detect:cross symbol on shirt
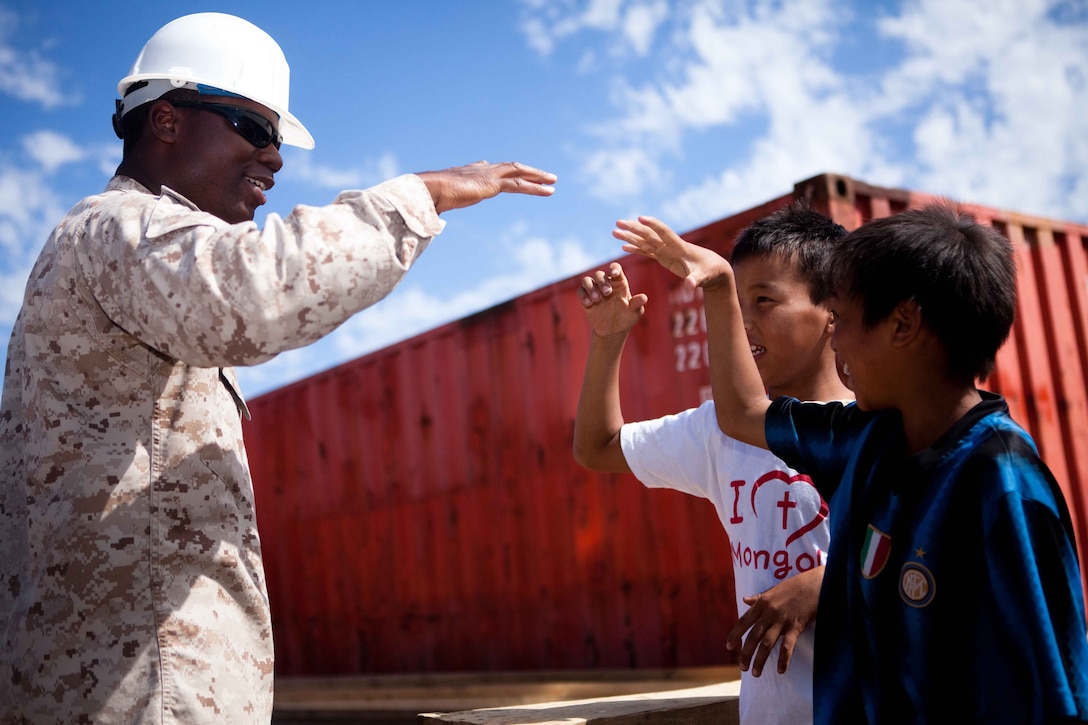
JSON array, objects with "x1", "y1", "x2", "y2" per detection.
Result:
[{"x1": 778, "y1": 491, "x2": 797, "y2": 529}]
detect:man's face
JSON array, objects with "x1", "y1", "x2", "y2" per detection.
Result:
[
  {"x1": 733, "y1": 253, "x2": 834, "y2": 400},
  {"x1": 170, "y1": 95, "x2": 283, "y2": 224}
]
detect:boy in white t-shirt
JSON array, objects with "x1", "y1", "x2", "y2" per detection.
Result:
[{"x1": 573, "y1": 204, "x2": 852, "y2": 725}]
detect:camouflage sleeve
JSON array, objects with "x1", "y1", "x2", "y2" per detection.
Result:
[{"x1": 79, "y1": 174, "x2": 445, "y2": 368}]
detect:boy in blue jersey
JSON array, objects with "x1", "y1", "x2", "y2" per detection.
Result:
[{"x1": 614, "y1": 204, "x2": 1088, "y2": 723}]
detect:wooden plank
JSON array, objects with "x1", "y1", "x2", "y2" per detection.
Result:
[
  {"x1": 274, "y1": 668, "x2": 740, "y2": 724},
  {"x1": 419, "y1": 681, "x2": 740, "y2": 725}
]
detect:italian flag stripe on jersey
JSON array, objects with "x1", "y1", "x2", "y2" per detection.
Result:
[{"x1": 861, "y1": 524, "x2": 891, "y2": 578}]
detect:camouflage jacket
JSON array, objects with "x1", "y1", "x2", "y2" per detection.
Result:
[{"x1": 0, "y1": 174, "x2": 444, "y2": 723}]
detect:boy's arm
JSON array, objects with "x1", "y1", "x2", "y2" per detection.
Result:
[
  {"x1": 572, "y1": 262, "x2": 648, "y2": 473},
  {"x1": 614, "y1": 216, "x2": 771, "y2": 449}
]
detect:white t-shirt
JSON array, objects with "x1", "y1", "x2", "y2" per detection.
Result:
[{"x1": 621, "y1": 399, "x2": 830, "y2": 725}]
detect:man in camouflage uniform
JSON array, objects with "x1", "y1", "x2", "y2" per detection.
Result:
[{"x1": 0, "y1": 12, "x2": 556, "y2": 724}]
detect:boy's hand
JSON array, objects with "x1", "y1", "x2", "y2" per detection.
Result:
[
  {"x1": 577, "y1": 262, "x2": 648, "y2": 338},
  {"x1": 725, "y1": 566, "x2": 823, "y2": 677},
  {"x1": 613, "y1": 216, "x2": 732, "y2": 291}
]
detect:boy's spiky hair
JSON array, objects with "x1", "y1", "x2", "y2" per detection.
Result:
[
  {"x1": 731, "y1": 201, "x2": 848, "y2": 305},
  {"x1": 830, "y1": 201, "x2": 1016, "y2": 382}
]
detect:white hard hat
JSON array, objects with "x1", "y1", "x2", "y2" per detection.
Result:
[{"x1": 116, "y1": 12, "x2": 313, "y2": 149}]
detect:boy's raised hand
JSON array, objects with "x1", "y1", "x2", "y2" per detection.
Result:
[
  {"x1": 578, "y1": 262, "x2": 648, "y2": 338},
  {"x1": 614, "y1": 216, "x2": 731, "y2": 291}
]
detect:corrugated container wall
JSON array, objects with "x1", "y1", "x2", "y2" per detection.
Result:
[{"x1": 244, "y1": 173, "x2": 1088, "y2": 678}]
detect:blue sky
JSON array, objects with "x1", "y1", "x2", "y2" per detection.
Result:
[{"x1": 1, "y1": 0, "x2": 1086, "y2": 397}]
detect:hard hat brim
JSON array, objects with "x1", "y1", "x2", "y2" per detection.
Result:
[
  {"x1": 117, "y1": 74, "x2": 315, "y2": 150},
  {"x1": 273, "y1": 107, "x2": 314, "y2": 150}
]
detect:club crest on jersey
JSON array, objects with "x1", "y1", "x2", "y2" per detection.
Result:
[
  {"x1": 860, "y1": 524, "x2": 891, "y2": 579},
  {"x1": 899, "y1": 561, "x2": 936, "y2": 607}
]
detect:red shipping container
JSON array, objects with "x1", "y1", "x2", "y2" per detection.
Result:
[{"x1": 245, "y1": 172, "x2": 1088, "y2": 678}]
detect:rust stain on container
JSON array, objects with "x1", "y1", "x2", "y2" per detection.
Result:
[{"x1": 245, "y1": 173, "x2": 1088, "y2": 678}]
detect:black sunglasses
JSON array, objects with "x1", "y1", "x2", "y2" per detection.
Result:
[{"x1": 172, "y1": 101, "x2": 283, "y2": 150}]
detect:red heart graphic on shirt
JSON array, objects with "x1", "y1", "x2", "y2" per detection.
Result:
[{"x1": 750, "y1": 470, "x2": 828, "y2": 546}]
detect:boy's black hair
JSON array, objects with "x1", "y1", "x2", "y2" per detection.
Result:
[
  {"x1": 731, "y1": 201, "x2": 847, "y2": 305},
  {"x1": 830, "y1": 202, "x2": 1016, "y2": 382}
]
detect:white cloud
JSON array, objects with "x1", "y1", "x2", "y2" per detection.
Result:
[
  {"x1": 582, "y1": 0, "x2": 626, "y2": 30},
  {"x1": 520, "y1": 17, "x2": 555, "y2": 55},
  {"x1": 0, "y1": 6, "x2": 73, "y2": 108},
  {"x1": 22, "y1": 130, "x2": 85, "y2": 172},
  {"x1": 97, "y1": 144, "x2": 123, "y2": 178},
  {"x1": 870, "y1": 0, "x2": 1070, "y2": 113},
  {"x1": 876, "y1": 0, "x2": 1029, "y2": 84},
  {"x1": 0, "y1": 164, "x2": 69, "y2": 334},
  {"x1": 870, "y1": 0, "x2": 1088, "y2": 219},
  {"x1": 0, "y1": 165, "x2": 66, "y2": 249},
  {"x1": 520, "y1": 0, "x2": 671, "y2": 59},
  {"x1": 581, "y1": 146, "x2": 665, "y2": 199},
  {"x1": 594, "y1": 80, "x2": 686, "y2": 146},
  {"x1": 681, "y1": 0, "x2": 842, "y2": 123},
  {"x1": 0, "y1": 131, "x2": 121, "y2": 351},
  {"x1": 662, "y1": 90, "x2": 896, "y2": 226},
  {"x1": 572, "y1": 0, "x2": 848, "y2": 214},
  {"x1": 622, "y1": 1, "x2": 670, "y2": 55}
]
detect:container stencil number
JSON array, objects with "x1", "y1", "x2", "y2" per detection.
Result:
[
  {"x1": 671, "y1": 308, "x2": 705, "y2": 338},
  {"x1": 671, "y1": 305, "x2": 707, "y2": 372},
  {"x1": 674, "y1": 341, "x2": 709, "y2": 372}
]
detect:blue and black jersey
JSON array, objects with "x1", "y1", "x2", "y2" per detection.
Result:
[{"x1": 767, "y1": 391, "x2": 1088, "y2": 723}]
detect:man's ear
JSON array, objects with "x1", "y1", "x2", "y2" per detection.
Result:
[
  {"x1": 890, "y1": 298, "x2": 923, "y2": 347},
  {"x1": 147, "y1": 100, "x2": 180, "y2": 143}
]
